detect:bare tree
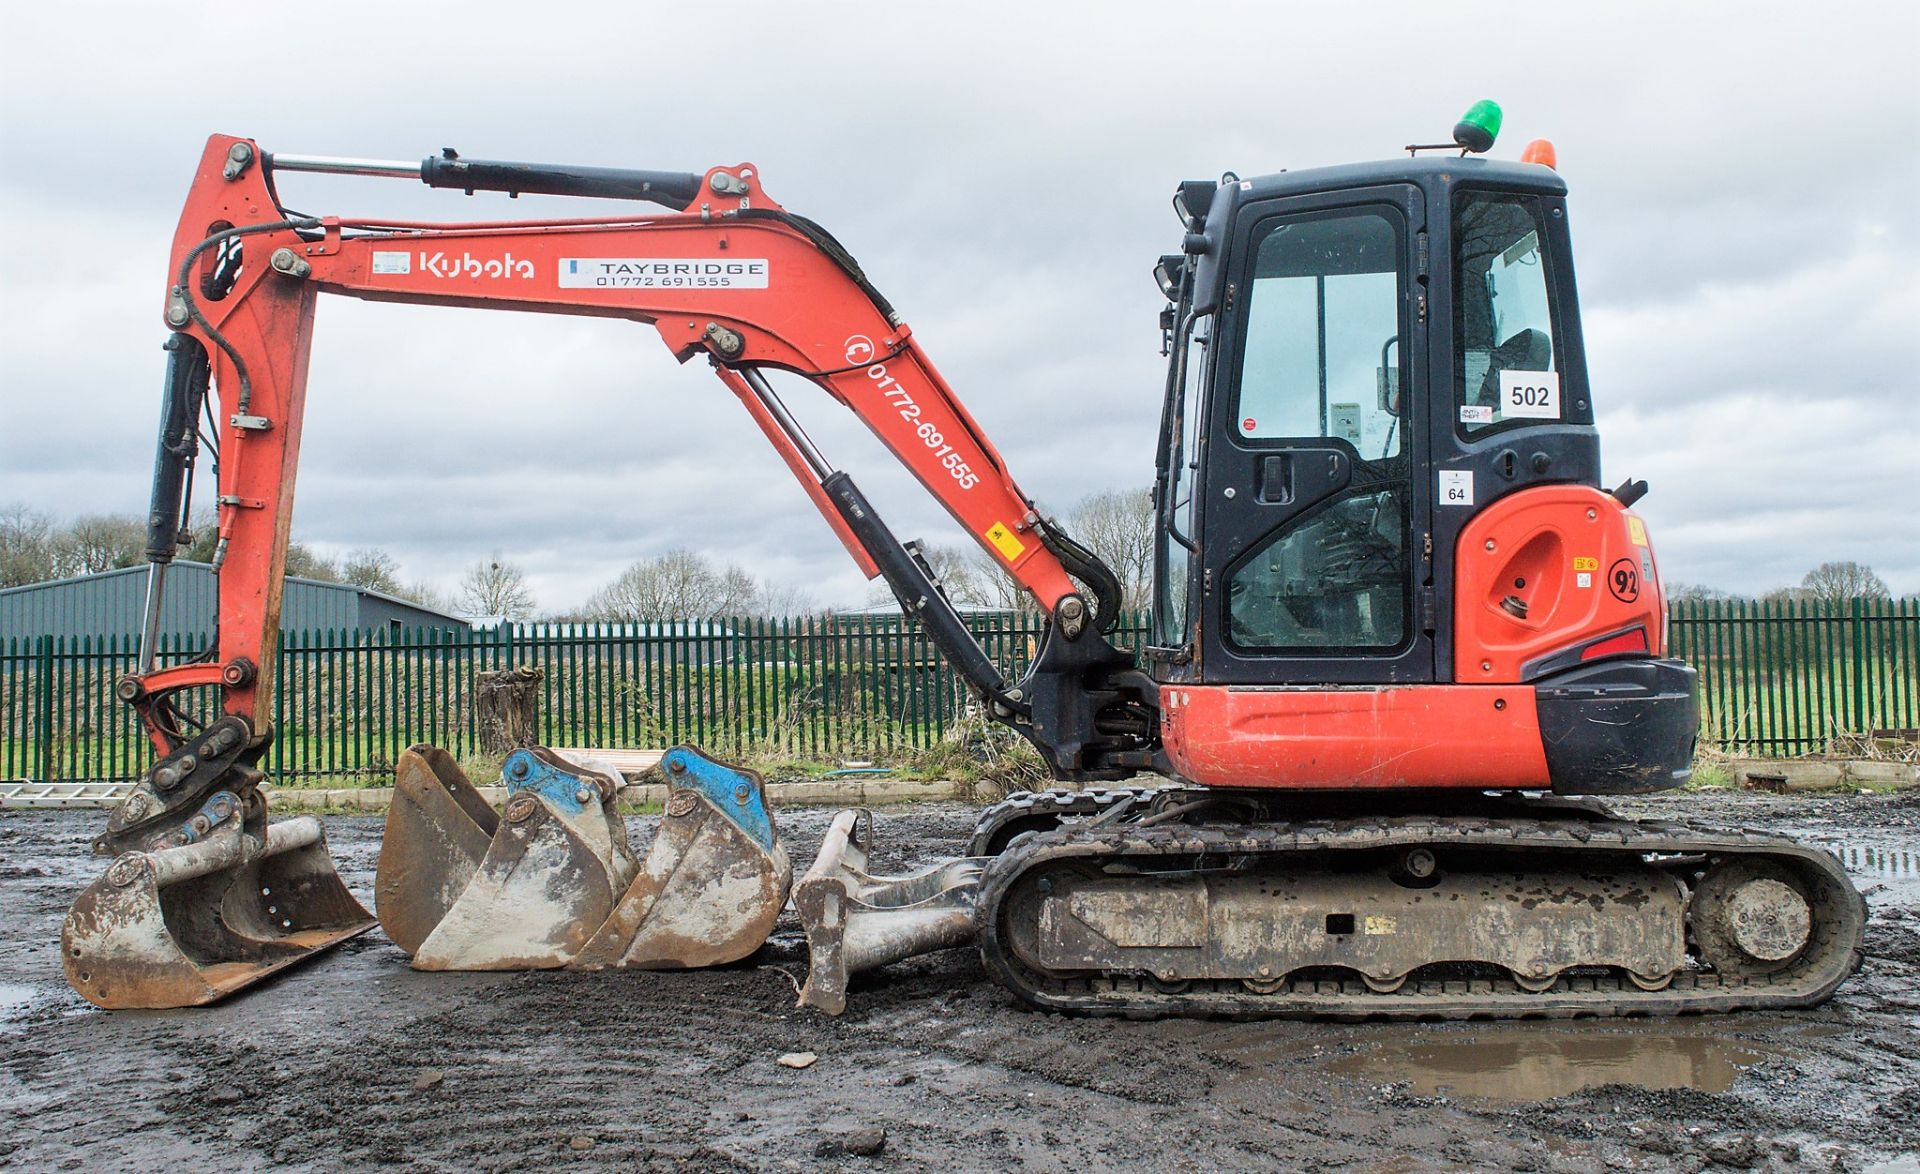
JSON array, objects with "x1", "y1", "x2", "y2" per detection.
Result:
[
  {"x1": 402, "y1": 581, "x2": 461, "y2": 615},
  {"x1": 339, "y1": 548, "x2": 403, "y2": 595},
  {"x1": 750, "y1": 581, "x2": 819, "y2": 617},
  {"x1": 283, "y1": 543, "x2": 340, "y2": 582},
  {"x1": 1799, "y1": 561, "x2": 1891, "y2": 606},
  {"x1": 53, "y1": 513, "x2": 146, "y2": 576},
  {"x1": 948, "y1": 489, "x2": 1156, "y2": 617},
  {"x1": 960, "y1": 548, "x2": 1042, "y2": 613},
  {"x1": 459, "y1": 557, "x2": 537, "y2": 619},
  {"x1": 715, "y1": 564, "x2": 759, "y2": 617},
  {"x1": 863, "y1": 543, "x2": 1009, "y2": 611},
  {"x1": 584, "y1": 550, "x2": 760, "y2": 621},
  {"x1": 0, "y1": 504, "x2": 58, "y2": 587},
  {"x1": 1065, "y1": 488, "x2": 1155, "y2": 612},
  {"x1": 1663, "y1": 581, "x2": 1735, "y2": 603}
]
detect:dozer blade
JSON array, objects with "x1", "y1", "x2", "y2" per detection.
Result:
[
  {"x1": 570, "y1": 746, "x2": 792, "y2": 971},
  {"x1": 794, "y1": 808, "x2": 984, "y2": 1015},
  {"x1": 393, "y1": 747, "x2": 638, "y2": 970},
  {"x1": 64, "y1": 813, "x2": 374, "y2": 1009}
]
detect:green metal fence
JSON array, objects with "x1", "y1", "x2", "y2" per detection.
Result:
[
  {"x1": 0, "y1": 614, "x2": 1146, "y2": 782},
  {"x1": 1668, "y1": 598, "x2": 1919, "y2": 756},
  {"x1": 4, "y1": 602, "x2": 1916, "y2": 782}
]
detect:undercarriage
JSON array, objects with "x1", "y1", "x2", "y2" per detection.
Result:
[{"x1": 959, "y1": 788, "x2": 1866, "y2": 1019}]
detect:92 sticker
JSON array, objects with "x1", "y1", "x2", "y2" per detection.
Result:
[
  {"x1": 1498, "y1": 369, "x2": 1560, "y2": 419},
  {"x1": 1608, "y1": 558, "x2": 1641, "y2": 602}
]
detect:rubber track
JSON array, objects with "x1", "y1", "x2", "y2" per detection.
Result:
[
  {"x1": 967, "y1": 787, "x2": 1172, "y2": 857},
  {"x1": 975, "y1": 812, "x2": 1868, "y2": 1020}
]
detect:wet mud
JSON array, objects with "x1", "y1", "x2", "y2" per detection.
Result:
[{"x1": 3, "y1": 788, "x2": 1918, "y2": 1171}]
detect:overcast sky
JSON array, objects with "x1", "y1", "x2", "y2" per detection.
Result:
[{"x1": 2, "y1": 1, "x2": 1915, "y2": 613}]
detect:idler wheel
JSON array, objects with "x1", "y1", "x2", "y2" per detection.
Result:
[{"x1": 1693, "y1": 860, "x2": 1814, "y2": 976}]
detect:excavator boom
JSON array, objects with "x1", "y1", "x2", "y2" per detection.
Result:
[{"x1": 69, "y1": 134, "x2": 1153, "y2": 1009}]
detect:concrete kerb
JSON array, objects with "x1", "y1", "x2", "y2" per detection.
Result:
[
  {"x1": 1727, "y1": 758, "x2": 1919, "y2": 793},
  {"x1": 260, "y1": 776, "x2": 970, "y2": 813}
]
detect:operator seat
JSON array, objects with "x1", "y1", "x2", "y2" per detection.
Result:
[{"x1": 1475, "y1": 327, "x2": 1553, "y2": 406}]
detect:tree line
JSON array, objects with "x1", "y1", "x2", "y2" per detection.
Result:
[
  {"x1": 10, "y1": 496, "x2": 1898, "y2": 624},
  {"x1": 1666, "y1": 561, "x2": 1908, "y2": 606},
  {"x1": 1, "y1": 488, "x2": 1156, "y2": 624}
]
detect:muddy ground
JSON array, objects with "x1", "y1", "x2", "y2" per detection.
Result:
[{"x1": 3, "y1": 789, "x2": 1918, "y2": 1172}]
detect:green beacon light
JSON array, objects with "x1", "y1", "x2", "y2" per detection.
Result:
[{"x1": 1453, "y1": 100, "x2": 1503, "y2": 154}]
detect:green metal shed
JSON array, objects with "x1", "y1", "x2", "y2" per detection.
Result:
[{"x1": 0, "y1": 562, "x2": 469, "y2": 641}]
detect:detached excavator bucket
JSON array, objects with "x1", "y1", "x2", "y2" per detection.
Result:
[
  {"x1": 377, "y1": 744, "x2": 790, "y2": 971},
  {"x1": 378, "y1": 745, "x2": 637, "y2": 970},
  {"x1": 375, "y1": 745, "x2": 500, "y2": 956},
  {"x1": 64, "y1": 810, "x2": 374, "y2": 1009},
  {"x1": 794, "y1": 808, "x2": 984, "y2": 1015},
  {"x1": 570, "y1": 746, "x2": 792, "y2": 971}
]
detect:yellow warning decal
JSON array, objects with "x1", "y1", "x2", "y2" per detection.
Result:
[
  {"x1": 985, "y1": 521, "x2": 1027, "y2": 561},
  {"x1": 1363, "y1": 915, "x2": 1398, "y2": 936},
  {"x1": 1627, "y1": 517, "x2": 1649, "y2": 546},
  {"x1": 1572, "y1": 556, "x2": 1599, "y2": 572}
]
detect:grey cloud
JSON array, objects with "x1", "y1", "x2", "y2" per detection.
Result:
[{"x1": 3, "y1": 1, "x2": 1916, "y2": 610}]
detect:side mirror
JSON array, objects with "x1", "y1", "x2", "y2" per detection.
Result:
[{"x1": 1153, "y1": 254, "x2": 1185, "y2": 301}]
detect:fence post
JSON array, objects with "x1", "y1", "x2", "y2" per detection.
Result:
[
  {"x1": 35, "y1": 634, "x2": 55, "y2": 783},
  {"x1": 1850, "y1": 596, "x2": 1866, "y2": 740}
]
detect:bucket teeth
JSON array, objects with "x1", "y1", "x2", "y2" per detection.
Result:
[
  {"x1": 377, "y1": 744, "x2": 790, "y2": 973},
  {"x1": 794, "y1": 808, "x2": 985, "y2": 1015}
]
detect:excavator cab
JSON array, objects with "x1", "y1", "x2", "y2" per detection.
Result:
[{"x1": 1147, "y1": 149, "x2": 1698, "y2": 794}]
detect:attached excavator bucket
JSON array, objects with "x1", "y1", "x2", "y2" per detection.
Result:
[
  {"x1": 376, "y1": 744, "x2": 790, "y2": 972},
  {"x1": 794, "y1": 808, "x2": 985, "y2": 1015},
  {"x1": 64, "y1": 811, "x2": 374, "y2": 1009}
]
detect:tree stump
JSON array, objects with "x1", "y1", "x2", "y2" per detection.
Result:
[{"x1": 477, "y1": 666, "x2": 543, "y2": 754}]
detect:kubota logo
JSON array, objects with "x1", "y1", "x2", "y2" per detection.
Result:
[
  {"x1": 419, "y1": 250, "x2": 535, "y2": 280},
  {"x1": 843, "y1": 334, "x2": 875, "y2": 365}
]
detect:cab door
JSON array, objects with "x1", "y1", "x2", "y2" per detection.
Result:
[{"x1": 1197, "y1": 185, "x2": 1432, "y2": 684}]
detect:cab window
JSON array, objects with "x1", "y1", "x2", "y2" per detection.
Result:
[
  {"x1": 1454, "y1": 192, "x2": 1560, "y2": 434},
  {"x1": 1236, "y1": 209, "x2": 1403, "y2": 461}
]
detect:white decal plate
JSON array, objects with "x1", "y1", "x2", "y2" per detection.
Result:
[
  {"x1": 1439, "y1": 469, "x2": 1474, "y2": 506},
  {"x1": 371, "y1": 251, "x2": 411, "y2": 275},
  {"x1": 1459, "y1": 404, "x2": 1494, "y2": 425},
  {"x1": 1330, "y1": 402, "x2": 1362, "y2": 445},
  {"x1": 1499, "y1": 369, "x2": 1560, "y2": 419},
  {"x1": 560, "y1": 258, "x2": 769, "y2": 289}
]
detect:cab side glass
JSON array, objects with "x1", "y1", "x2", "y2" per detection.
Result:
[
  {"x1": 1454, "y1": 193, "x2": 1560, "y2": 434},
  {"x1": 1237, "y1": 210, "x2": 1402, "y2": 461},
  {"x1": 1154, "y1": 312, "x2": 1211, "y2": 647}
]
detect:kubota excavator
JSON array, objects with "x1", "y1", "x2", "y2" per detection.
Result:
[{"x1": 65, "y1": 104, "x2": 1864, "y2": 1018}]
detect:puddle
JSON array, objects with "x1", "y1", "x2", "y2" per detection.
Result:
[
  {"x1": 1829, "y1": 844, "x2": 1919, "y2": 879},
  {"x1": 1326, "y1": 1029, "x2": 1773, "y2": 1102},
  {"x1": 1818, "y1": 840, "x2": 1920, "y2": 903},
  {"x1": 0, "y1": 980, "x2": 41, "y2": 1028}
]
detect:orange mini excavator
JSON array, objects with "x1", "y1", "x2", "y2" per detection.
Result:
[{"x1": 65, "y1": 104, "x2": 1863, "y2": 1017}]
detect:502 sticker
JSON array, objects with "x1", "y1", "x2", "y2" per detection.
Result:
[{"x1": 1497, "y1": 369, "x2": 1560, "y2": 420}]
